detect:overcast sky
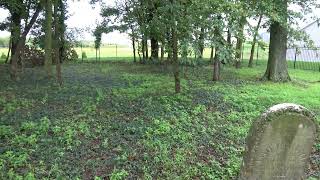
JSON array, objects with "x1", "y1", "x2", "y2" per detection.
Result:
[{"x1": 0, "y1": 0, "x2": 319, "y2": 46}]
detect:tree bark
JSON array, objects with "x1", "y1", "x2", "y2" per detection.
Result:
[
  {"x1": 145, "y1": 38, "x2": 149, "y2": 60},
  {"x1": 141, "y1": 38, "x2": 146, "y2": 63},
  {"x1": 210, "y1": 46, "x2": 214, "y2": 63},
  {"x1": 213, "y1": 48, "x2": 220, "y2": 81},
  {"x1": 54, "y1": 0, "x2": 62, "y2": 86},
  {"x1": 150, "y1": 37, "x2": 159, "y2": 61},
  {"x1": 262, "y1": 0, "x2": 290, "y2": 82},
  {"x1": 58, "y1": 0, "x2": 65, "y2": 63},
  {"x1": 262, "y1": 21, "x2": 290, "y2": 81},
  {"x1": 171, "y1": 0, "x2": 180, "y2": 93},
  {"x1": 235, "y1": 16, "x2": 246, "y2": 69},
  {"x1": 227, "y1": 28, "x2": 232, "y2": 47},
  {"x1": 198, "y1": 27, "x2": 205, "y2": 59},
  {"x1": 172, "y1": 26, "x2": 180, "y2": 93},
  {"x1": 10, "y1": 3, "x2": 42, "y2": 80},
  {"x1": 10, "y1": 11, "x2": 22, "y2": 63},
  {"x1": 160, "y1": 43, "x2": 164, "y2": 62},
  {"x1": 248, "y1": 15, "x2": 262, "y2": 68},
  {"x1": 131, "y1": 30, "x2": 136, "y2": 63},
  {"x1": 45, "y1": 0, "x2": 53, "y2": 79},
  {"x1": 5, "y1": 37, "x2": 11, "y2": 63}
]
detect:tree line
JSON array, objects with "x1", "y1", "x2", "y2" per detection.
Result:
[
  {"x1": 92, "y1": 0, "x2": 318, "y2": 92},
  {"x1": 1, "y1": 0, "x2": 318, "y2": 93}
]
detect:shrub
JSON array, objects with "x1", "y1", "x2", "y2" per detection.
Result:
[
  {"x1": 0, "y1": 53, "x2": 6, "y2": 60},
  {"x1": 82, "y1": 52, "x2": 87, "y2": 59}
]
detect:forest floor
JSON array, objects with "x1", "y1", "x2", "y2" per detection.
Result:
[{"x1": 0, "y1": 61, "x2": 319, "y2": 179}]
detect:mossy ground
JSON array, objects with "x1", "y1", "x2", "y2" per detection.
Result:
[{"x1": 0, "y1": 61, "x2": 319, "y2": 179}]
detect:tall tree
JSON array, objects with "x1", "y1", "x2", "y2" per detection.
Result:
[
  {"x1": 9, "y1": 2, "x2": 42, "y2": 80},
  {"x1": 262, "y1": 2, "x2": 290, "y2": 81},
  {"x1": 248, "y1": 15, "x2": 262, "y2": 68},
  {"x1": 54, "y1": 0, "x2": 62, "y2": 85},
  {"x1": 44, "y1": 0, "x2": 53, "y2": 78}
]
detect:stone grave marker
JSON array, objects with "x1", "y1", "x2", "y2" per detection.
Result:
[{"x1": 239, "y1": 103, "x2": 318, "y2": 180}]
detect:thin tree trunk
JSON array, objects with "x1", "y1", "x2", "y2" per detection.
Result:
[
  {"x1": 10, "y1": 3, "x2": 41, "y2": 80},
  {"x1": 95, "y1": 48, "x2": 98, "y2": 62},
  {"x1": 235, "y1": 16, "x2": 246, "y2": 69},
  {"x1": 160, "y1": 43, "x2": 164, "y2": 62},
  {"x1": 171, "y1": 8, "x2": 180, "y2": 93},
  {"x1": 45, "y1": 0, "x2": 53, "y2": 79},
  {"x1": 59, "y1": 0, "x2": 65, "y2": 63},
  {"x1": 54, "y1": 0, "x2": 62, "y2": 86},
  {"x1": 137, "y1": 40, "x2": 142, "y2": 63},
  {"x1": 5, "y1": 37, "x2": 12, "y2": 63},
  {"x1": 145, "y1": 39, "x2": 149, "y2": 60},
  {"x1": 132, "y1": 33, "x2": 136, "y2": 63},
  {"x1": 210, "y1": 46, "x2": 214, "y2": 63},
  {"x1": 151, "y1": 37, "x2": 159, "y2": 61},
  {"x1": 199, "y1": 27, "x2": 205, "y2": 59},
  {"x1": 248, "y1": 15, "x2": 262, "y2": 68},
  {"x1": 213, "y1": 48, "x2": 220, "y2": 81},
  {"x1": 142, "y1": 38, "x2": 146, "y2": 63},
  {"x1": 227, "y1": 28, "x2": 232, "y2": 47},
  {"x1": 213, "y1": 32, "x2": 220, "y2": 81}
]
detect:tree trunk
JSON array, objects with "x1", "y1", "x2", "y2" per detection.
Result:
[
  {"x1": 54, "y1": 0, "x2": 62, "y2": 86},
  {"x1": 210, "y1": 46, "x2": 214, "y2": 63},
  {"x1": 227, "y1": 28, "x2": 232, "y2": 47},
  {"x1": 248, "y1": 15, "x2": 262, "y2": 68},
  {"x1": 10, "y1": 3, "x2": 41, "y2": 80},
  {"x1": 5, "y1": 37, "x2": 12, "y2": 63},
  {"x1": 58, "y1": 0, "x2": 66, "y2": 63},
  {"x1": 151, "y1": 37, "x2": 159, "y2": 61},
  {"x1": 198, "y1": 27, "x2": 205, "y2": 59},
  {"x1": 160, "y1": 43, "x2": 164, "y2": 62},
  {"x1": 235, "y1": 16, "x2": 246, "y2": 69},
  {"x1": 131, "y1": 32, "x2": 136, "y2": 63},
  {"x1": 262, "y1": 22, "x2": 290, "y2": 81},
  {"x1": 262, "y1": 0, "x2": 290, "y2": 82},
  {"x1": 137, "y1": 40, "x2": 142, "y2": 63},
  {"x1": 10, "y1": 11, "x2": 22, "y2": 64},
  {"x1": 213, "y1": 48, "x2": 220, "y2": 81},
  {"x1": 172, "y1": 26, "x2": 180, "y2": 93},
  {"x1": 142, "y1": 38, "x2": 146, "y2": 63},
  {"x1": 45, "y1": 0, "x2": 53, "y2": 79},
  {"x1": 145, "y1": 39, "x2": 149, "y2": 60}
]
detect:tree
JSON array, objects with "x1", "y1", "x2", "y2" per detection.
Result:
[
  {"x1": 44, "y1": 0, "x2": 53, "y2": 79},
  {"x1": 9, "y1": 2, "x2": 42, "y2": 80},
  {"x1": 263, "y1": 13, "x2": 290, "y2": 81},
  {"x1": 260, "y1": 0, "x2": 318, "y2": 81},
  {"x1": 248, "y1": 15, "x2": 262, "y2": 68},
  {"x1": 53, "y1": 0, "x2": 63, "y2": 86}
]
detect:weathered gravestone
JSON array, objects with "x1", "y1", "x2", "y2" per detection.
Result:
[{"x1": 239, "y1": 103, "x2": 318, "y2": 180}]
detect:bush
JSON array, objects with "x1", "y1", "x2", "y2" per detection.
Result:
[
  {"x1": 65, "y1": 49, "x2": 78, "y2": 61},
  {"x1": 82, "y1": 52, "x2": 87, "y2": 59},
  {"x1": 0, "y1": 53, "x2": 6, "y2": 60},
  {"x1": 22, "y1": 45, "x2": 45, "y2": 67}
]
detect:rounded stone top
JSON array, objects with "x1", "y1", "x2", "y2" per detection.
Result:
[{"x1": 262, "y1": 103, "x2": 317, "y2": 121}]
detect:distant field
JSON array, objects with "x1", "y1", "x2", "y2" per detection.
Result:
[
  {"x1": 0, "y1": 48, "x2": 7, "y2": 62},
  {"x1": 0, "y1": 43, "x2": 268, "y2": 60},
  {"x1": 75, "y1": 45, "x2": 217, "y2": 60}
]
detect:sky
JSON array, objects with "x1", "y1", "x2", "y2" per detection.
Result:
[
  {"x1": 0, "y1": 0, "x2": 131, "y2": 45},
  {"x1": 0, "y1": 0, "x2": 319, "y2": 46}
]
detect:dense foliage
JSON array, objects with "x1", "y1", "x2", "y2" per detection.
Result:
[{"x1": 0, "y1": 62, "x2": 319, "y2": 179}]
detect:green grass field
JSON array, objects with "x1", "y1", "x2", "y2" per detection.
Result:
[
  {"x1": 0, "y1": 44, "x2": 270, "y2": 63},
  {"x1": 0, "y1": 61, "x2": 319, "y2": 179}
]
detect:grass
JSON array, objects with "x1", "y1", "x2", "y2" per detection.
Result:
[{"x1": 0, "y1": 61, "x2": 319, "y2": 179}]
